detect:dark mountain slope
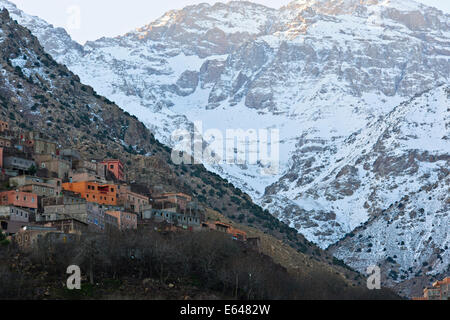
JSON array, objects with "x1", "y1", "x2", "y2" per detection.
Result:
[
  {"x1": 0, "y1": 7, "x2": 312, "y2": 257},
  {"x1": 0, "y1": 8, "x2": 400, "y2": 297}
]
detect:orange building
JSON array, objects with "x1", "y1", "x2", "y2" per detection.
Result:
[
  {"x1": 154, "y1": 192, "x2": 192, "y2": 211},
  {"x1": 101, "y1": 159, "x2": 124, "y2": 181},
  {"x1": 105, "y1": 211, "x2": 137, "y2": 231},
  {"x1": 0, "y1": 190, "x2": 38, "y2": 211},
  {"x1": 117, "y1": 184, "x2": 149, "y2": 214},
  {"x1": 204, "y1": 221, "x2": 247, "y2": 241},
  {"x1": 62, "y1": 181, "x2": 117, "y2": 206},
  {"x1": 413, "y1": 277, "x2": 450, "y2": 300}
]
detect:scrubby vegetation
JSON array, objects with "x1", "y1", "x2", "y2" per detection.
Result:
[
  {"x1": 0, "y1": 230, "x2": 399, "y2": 300},
  {"x1": 0, "y1": 9, "x2": 402, "y2": 300}
]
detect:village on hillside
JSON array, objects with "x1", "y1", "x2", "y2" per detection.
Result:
[
  {"x1": 412, "y1": 277, "x2": 449, "y2": 301},
  {"x1": 0, "y1": 119, "x2": 258, "y2": 250},
  {"x1": 2, "y1": 119, "x2": 447, "y2": 300}
]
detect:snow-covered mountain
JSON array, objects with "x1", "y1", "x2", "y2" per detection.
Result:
[
  {"x1": 1, "y1": 0, "x2": 448, "y2": 294},
  {"x1": 325, "y1": 84, "x2": 449, "y2": 296},
  {"x1": 0, "y1": 0, "x2": 82, "y2": 57}
]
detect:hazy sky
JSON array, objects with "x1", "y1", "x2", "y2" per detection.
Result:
[{"x1": 8, "y1": 0, "x2": 450, "y2": 44}]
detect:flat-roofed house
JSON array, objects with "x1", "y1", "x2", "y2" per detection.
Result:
[
  {"x1": 69, "y1": 172, "x2": 107, "y2": 184},
  {"x1": 101, "y1": 159, "x2": 124, "y2": 181},
  {"x1": 104, "y1": 212, "x2": 119, "y2": 231},
  {"x1": 105, "y1": 210, "x2": 137, "y2": 231},
  {"x1": 72, "y1": 159, "x2": 107, "y2": 180},
  {"x1": 203, "y1": 221, "x2": 247, "y2": 242},
  {"x1": 22, "y1": 131, "x2": 57, "y2": 155},
  {"x1": 0, "y1": 205, "x2": 30, "y2": 222},
  {"x1": 10, "y1": 175, "x2": 62, "y2": 196},
  {"x1": 144, "y1": 208, "x2": 202, "y2": 231},
  {"x1": 429, "y1": 277, "x2": 450, "y2": 300},
  {"x1": 35, "y1": 154, "x2": 71, "y2": 180},
  {"x1": 3, "y1": 155, "x2": 35, "y2": 172},
  {"x1": 60, "y1": 149, "x2": 81, "y2": 162},
  {"x1": 41, "y1": 190, "x2": 86, "y2": 207},
  {"x1": 14, "y1": 226, "x2": 62, "y2": 250},
  {"x1": 0, "y1": 190, "x2": 38, "y2": 212},
  {"x1": 117, "y1": 184, "x2": 149, "y2": 214},
  {"x1": 62, "y1": 181, "x2": 117, "y2": 206},
  {"x1": 424, "y1": 287, "x2": 441, "y2": 300},
  {"x1": 14, "y1": 225, "x2": 79, "y2": 250},
  {"x1": 36, "y1": 218, "x2": 88, "y2": 235},
  {"x1": 39, "y1": 202, "x2": 106, "y2": 232},
  {"x1": 0, "y1": 205, "x2": 30, "y2": 235},
  {"x1": 414, "y1": 277, "x2": 450, "y2": 300},
  {"x1": 33, "y1": 137, "x2": 57, "y2": 155},
  {"x1": 153, "y1": 192, "x2": 192, "y2": 212}
]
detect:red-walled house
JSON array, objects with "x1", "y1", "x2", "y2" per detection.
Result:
[
  {"x1": 0, "y1": 190, "x2": 38, "y2": 212},
  {"x1": 101, "y1": 159, "x2": 124, "y2": 181}
]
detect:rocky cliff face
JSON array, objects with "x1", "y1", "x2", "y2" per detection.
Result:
[
  {"x1": 0, "y1": 8, "x2": 150, "y2": 154},
  {"x1": 1, "y1": 6, "x2": 345, "y2": 282},
  {"x1": 2, "y1": 0, "x2": 448, "y2": 295},
  {"x1": 0, "y1": 0, "x2": 82, "y2": 57},
  {"x1": 302, "y1": 85, "x2": 449, "y2": 297}
]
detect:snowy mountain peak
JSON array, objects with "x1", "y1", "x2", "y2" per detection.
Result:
[
  {"x1": 1, "y1": 0, "x2": 449, "y2": 296},
  {"x1": 0, "y1": 0, "x2": 82, "y2": 57},
  {"x1": 286, "y1": 0, "x2": 424, "y2": 11},
  {"x1": 133, "y1": 0, "x2": 277, "y2": 37},
  {"x1": 282, "y1": 0, "x2": 448, "y2": 31}
]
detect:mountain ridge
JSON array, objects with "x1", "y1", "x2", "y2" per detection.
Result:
[
  {"x1": 1, "y1": 0, "x2": 448, "y2": 296},
  {"x1": 1, "y1": 6, "x2": 372, "y2": 291}
]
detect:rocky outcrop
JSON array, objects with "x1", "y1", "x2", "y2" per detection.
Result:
[
  {"x1": 0, "y1": 6, "x2": 335, "y2": 275},
  {"x1": 2, "y1": 0, "x2": 448, "y2": 296}
]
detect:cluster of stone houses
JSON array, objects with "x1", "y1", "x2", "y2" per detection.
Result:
[
  {"x1": 412, "y1": 277, "x2": 449, "y2": 300},
  {"x1": 0, "y1": 120, "x2": 254, "y2": 250}
]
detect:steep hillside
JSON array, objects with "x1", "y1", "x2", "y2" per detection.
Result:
[
  {"x1": 0, "y1": 223, "x2": 400, "y2": 300},
  {"x1": 5, "y1": 0, "x2": 447, "y2": 241},
  {"x1": 0, "y1": 6, "x2": 374, "y2": 291},
  {"x1": 1, "y1": 0, "x2": 448, "y2": 295},
  {"x1": 327, "y1": 85, "x2": 449, "y2": 298}
]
